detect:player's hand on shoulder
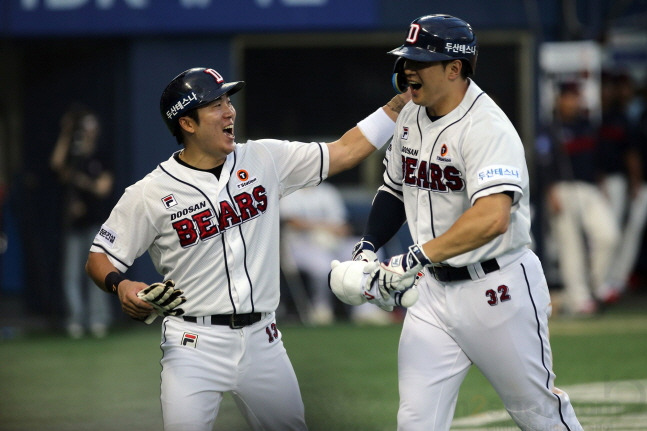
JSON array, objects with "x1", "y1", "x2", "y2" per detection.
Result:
[{"x1": 393, "y1": 91, "x2": 412, "y2": 107}]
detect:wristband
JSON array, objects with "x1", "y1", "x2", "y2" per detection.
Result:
[
  {"x1": 408, "y1": 244, "x2": 432, "y2": 267},
  {"x1": 352, "y1": 238, "x2": 377, "y2": 261},
  {"x1": 357, "y1": 108, "x2": 396, "y2": 149},
  {"x1": 105, "y1": 271, "x2": 126, "y2": 295}
]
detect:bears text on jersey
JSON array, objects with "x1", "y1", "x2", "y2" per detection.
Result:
[
  {"x1": 171, "y1": 185, "x2": 268, "y2": 247},
  {"x1": 402, "y1": 155, "x2": 465, "y2": 192}
]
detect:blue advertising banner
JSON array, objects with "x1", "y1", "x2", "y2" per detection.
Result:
[{"x1": 4, "y1": 0, "x2": 378, "y2": 36}]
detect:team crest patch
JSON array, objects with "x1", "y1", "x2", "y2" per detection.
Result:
[
  {"x1": 236, "y1": 169, "x2": 258, "y2": 189},
  {"x1": 401, "y1": 127, "x2": 409, "y2": 140},
  {"x1": 182, "y1": 332, "x2": 198, "y2": 347},
  {"x1": 162, "y1": 194, "x2": 178, "y2": 209}
]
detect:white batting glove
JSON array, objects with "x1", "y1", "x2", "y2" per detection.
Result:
[
  {"x1": 362, "y1": 260, "x2": 420, "y2": 310},
  {"x1": 351, "y1": 239, "x2": 379, "y2": 263},
  {"x1": 370, "y1": 244, "x2": 431, "y2": 299},
  {"x1": 137, "y1": 280, "x2": 186, "y2": 324},
  {"x1": 329, "y1": 260, "x2": 371, "y2": 306},
  {"x1": 329, "y1": 260, "x2": 419, "y2": 312}
]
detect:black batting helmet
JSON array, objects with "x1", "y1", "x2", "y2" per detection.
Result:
[
  {"x1": 389, "y1": 14, "x2": 478, "y2": 93},
  {"x1": 160, "y1": 67, "x2": 245, "y2": 136}
]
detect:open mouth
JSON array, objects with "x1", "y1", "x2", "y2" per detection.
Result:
[
  {"x1": 409, "y1": 82, "x2": 422, "y2": 90},
  {"x1": 223, "y1": 125, "x2": 234, "y2": 138}
]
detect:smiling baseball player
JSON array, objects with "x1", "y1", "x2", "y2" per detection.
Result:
[
  {"x1": 341, "y1": 15, "x2": 583, "y2": 430},
  {"x1": 85, "y1": 67, "x2": 408, "y2": 431}
]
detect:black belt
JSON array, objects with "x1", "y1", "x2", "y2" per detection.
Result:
[
  {"x1": 431, "y1": 258, "x2": 500, "y2": 282},
  {"x1": 183, "y1": 312, "x2": 264, "y2": 329}
]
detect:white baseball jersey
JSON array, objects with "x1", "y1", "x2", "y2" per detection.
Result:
[
  {"x1": 381, "y1": 79, "x2": 532, "y2": 267},
  {"x1": 90, "y1": 139, "x2": 329, "y2": 317}
]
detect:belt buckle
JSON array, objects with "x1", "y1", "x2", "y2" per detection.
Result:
[
  {"x1": 229, "y1": 314, "x2": 245, "y2": 329},
  {"x1": 431, "y1": 265, "x2": 444, "y2": 281},
  {"x1": 431, "y1": 266, "x2": 440, "y2": 281}
]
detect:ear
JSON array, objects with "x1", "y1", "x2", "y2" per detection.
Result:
[
  {"x1": 447, "y1": 60, "x2": 463, "y2": 80},
  {"x1": 178, "y1": 116, "x2": 195, "y2": 134}
]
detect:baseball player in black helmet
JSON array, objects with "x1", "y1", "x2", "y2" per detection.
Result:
[
  {"x1": 86, "y1": 64, "x2": 410, "y2": 430},
  {"x1": 390, "y1": 14, "x2": 478, "y2": 94},
  {"x1": 330, "y1": 13, "x2": 583, "y2": 430},
  {"x1": 160, "y1": 67, "x2": 245, "y2": 142}
]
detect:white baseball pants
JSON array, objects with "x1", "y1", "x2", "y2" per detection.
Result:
[
  {"x1": 159, "y1": 313, "x2": 307, "y2": 431},
  {"x1": 397, "y1": 248, "x2": 582, "y2": 430}
]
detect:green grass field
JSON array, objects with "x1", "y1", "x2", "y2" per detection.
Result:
[{"x1": 1, "y1": 301, "x2": 646, "y2": 431}]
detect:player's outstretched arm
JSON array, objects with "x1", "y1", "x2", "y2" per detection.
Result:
[
  {"x1": 86, "y1": 251, "x2": 153, "y2": 321},
  {"x1": 327, "y1": 92, "x2": 409, "y2": 177}
]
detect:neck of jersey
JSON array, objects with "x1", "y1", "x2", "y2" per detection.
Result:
[{"x1": 174, "y1": 151, "x2": 223, "y2": 179}]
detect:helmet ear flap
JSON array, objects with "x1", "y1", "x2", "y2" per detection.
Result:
[{"x1": 391, "y1": 57, "x2": 408, "y2": 94}]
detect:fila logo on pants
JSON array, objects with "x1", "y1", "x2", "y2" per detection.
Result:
[{"x1": 182, "y1": 332, "x2": 198, "y2": 347}]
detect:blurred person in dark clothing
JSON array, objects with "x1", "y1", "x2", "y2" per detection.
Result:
[
  {"x1": 50, "y1": 104, "x2": 114, "y2": 338},
  {"x1": 535, "y1": 82, "x2": 619, "y2": 315},
  {"x1": 599, "y1": 71, "x2": 647, "y2": 302},
  {"x1": 598, "y1": 71, "x2": 636, "y2": 222}
]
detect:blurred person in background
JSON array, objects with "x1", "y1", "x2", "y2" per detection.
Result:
[
  {"x1": 598, "y1": 71, "x2": 647, "y2": 303},
  {"x1": 50, "y1": 103, "x2": 114, "y2": 338},
  {"x1": 598, "y1": 71, "x2": 636, "y2": 225},
  {"x1": 0, "y1": 110, "x2": 8, "y2": 257},
  {"x1": 621, "y1": 82, "x2": 647, "y2": 290},
  {"x1": 280, "y1": 182, "x2": 391, "y2": 325},
  {"x1": 536, "y1": 82, "x2": 619, "y2": 316}
]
